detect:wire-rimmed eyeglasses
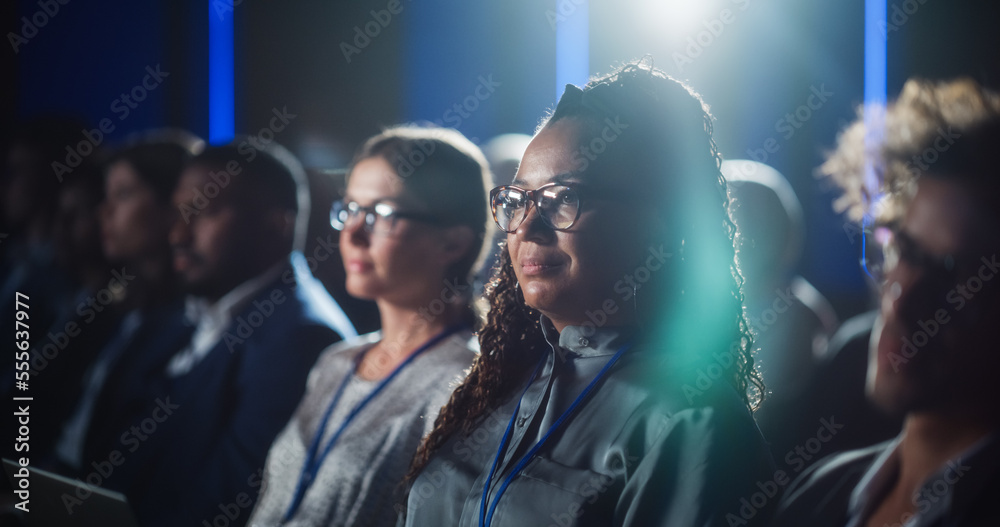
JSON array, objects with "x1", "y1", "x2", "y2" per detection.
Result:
[{"x1": 330, "y1": 200, "x2": 441, "y2": 234}]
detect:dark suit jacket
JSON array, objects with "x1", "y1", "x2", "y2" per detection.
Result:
[
  {"x1": 769, "y1": 442, "x2": 887, "y2": 527},
  {"x1": 771, "y1": 437, "x2": 1000, "y2": 527},
  {"x1": 79, "y1": 297, "x2": 191, "y2": 469},
  {"x1": 88, "y1": 253, "x2": 356, "y2": 527}
]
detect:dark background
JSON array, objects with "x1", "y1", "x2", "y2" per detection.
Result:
[{"x1": 6, "y1": 0, "x2": 1000, "y2": 321}]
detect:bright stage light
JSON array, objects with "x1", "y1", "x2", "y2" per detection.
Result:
[{"x1": 633, "y1": 0, "x2": 723, "y2": 39}]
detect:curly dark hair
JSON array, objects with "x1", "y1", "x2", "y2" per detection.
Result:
[{"x1": 402, "y1": 59, "x2": 763, "y2": 499}]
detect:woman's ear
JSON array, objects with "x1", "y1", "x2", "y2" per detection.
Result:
[{"x1": 438, "y1": 225, "x2": 476, "y2": 266}]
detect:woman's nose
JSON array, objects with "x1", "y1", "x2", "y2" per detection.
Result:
[
  {"x1": 342, "y1": 215, "x2": 371, "y2": 247},
  {"x1": 515, "y1": 202, "x2": 554, "y2": 242}
]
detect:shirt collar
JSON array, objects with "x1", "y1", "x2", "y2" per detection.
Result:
[
  {"x1": 166, "y1": 260, "x2": 287, "y2": 377},
  {"x1": 184, "y1": 260, "x2": 286, "y2": 326},
  {"x1": 538, "y1": 314, "x2": 637, "y2": 360}
]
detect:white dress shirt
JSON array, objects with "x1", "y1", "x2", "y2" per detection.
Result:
[{"x1": 165, "y1": 262, "x2": 285, "y2": 378}]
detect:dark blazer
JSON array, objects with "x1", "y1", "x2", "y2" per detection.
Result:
[
  {"x1": 771, "y1": 437, "x2": 1000, "y2": 527},
  {"x1": 89, "y1": 253, "x2": 356, "y2": 527},
  {"x1": 78, "y1": 297, "x2": 191, "y2": 468},
  {"x1": 769, "y1": 442, "x2": 887, "y2": 527}
]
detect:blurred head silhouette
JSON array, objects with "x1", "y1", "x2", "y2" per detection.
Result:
[
  {"x1": 822, "y1": 78, "x2": 1000, "y2": 420},
  {"x1": 170, "y1": 140, "x2": 307, "y2": 302},
  {"x1": 723, "y1": 159, "x2": 805, "y2": 293},
  {"x1": 3, "y1": 117, "x2": 95, "y2": 243},
  {"x1": 101, "y1": 131, "x2": 202, "y2": 266}
]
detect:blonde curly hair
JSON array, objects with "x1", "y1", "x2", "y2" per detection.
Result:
[{"x1": 822, "y1": 78, "x2": 1000, "y2": 224}]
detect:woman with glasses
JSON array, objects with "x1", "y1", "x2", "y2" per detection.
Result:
[
  {"x1": 401, "y1": 60, "x2": 774, "y2": 526},
  {"x1": 248, "y1": 125, "x2": 491, "y2": 527}
]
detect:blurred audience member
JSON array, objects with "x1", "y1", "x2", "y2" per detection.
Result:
[
  {"x1": 1, "y1": 117, "x2": 94, "y2": 350},
  {"x1": 722, "y1": 159, "x2": 839, "y2": 455},
  {"x1": 773, "y1": 78, "x2": 1000, "y2": 526},
  {"x1": 1, "y1": 117, "x2": 102, "y2": 461},
  {"x1": 249, "y1": 125, "x2": 489, "y2": 527},
  {"x1": 53, "y1": 131, "x2": 202, "y2": 471},
  {"x1": 26, "y1": 164, "x2": 120, "y2": 458},
  {"x1": 480, "y1": 133, "x2": 532, "y2": 187},
  {"x1": 99, "y1": 131, "x2": 204, "y2": 308},
  {"x1": 89, "y1": 140, "x2": 356, "y2": 527}
]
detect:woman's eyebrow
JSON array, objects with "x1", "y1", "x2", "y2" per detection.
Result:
[
  {"x1": 342, "y1": 194, "x2": 399, "y2": 204},
  {"x1": 552, "y1": 173, "x2": 579, "y2": 184},
  {"x1": 510, "y1": 173, "x2": 579, "y2": 187}
]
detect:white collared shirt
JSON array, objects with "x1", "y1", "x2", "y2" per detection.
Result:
[{"x1": 165, "y1": 262, "x2": 285, "y2": 378}]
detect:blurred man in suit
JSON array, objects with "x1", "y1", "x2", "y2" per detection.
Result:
[
  {"x1": 84, "y1": 140, "x2": 356, "y2": 527},
  {"x1": 772, "y1": 79, "x2": 1000, "y2": 526}
]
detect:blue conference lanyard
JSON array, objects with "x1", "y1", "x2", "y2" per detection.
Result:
[
  {"x1": 479, "y1": 341, "x2": 633, "y2": 527},
  {"x1": 282, "y1": 323, "x2": 467, "y2": 522}
]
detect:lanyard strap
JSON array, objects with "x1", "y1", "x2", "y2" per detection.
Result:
[
  {"x1": 283, "y1": 324, "x2": 466, "y2": 521},
  {"x1": 479, "y1": 341, "x2": 633, "y2": 527}
]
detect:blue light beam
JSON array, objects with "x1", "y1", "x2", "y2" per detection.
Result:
[
  {"x1": 555, "y1": 0, "x2": 590, "y2": 100},
  {"x1": 209, "y1": 3, "x2": 235, "y2": 145}
]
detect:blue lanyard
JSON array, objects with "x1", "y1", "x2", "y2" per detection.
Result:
[
  {"x1": 479, "y1": 341, "x2": 633, "y2": 527},
  {"x1": 282, "y1": 324, "x2": 467, "y2": 521}
]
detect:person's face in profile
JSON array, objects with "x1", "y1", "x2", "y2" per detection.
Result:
[
  {"x1": 506, "y1": 118, "x2": 652, "y2": 331},
  {"x1": 101, "y1": 160, "x2": 174, "y2": 263},
  {"x1": 169, "y1": 164, "x2": 274, "y2": 301},
  {"x1": 870, "y1": 177, "x2": 1000, "y2": 416},
  {"x1": 54, "y1": 181, "x2": 102, "y2": 271},
  {"x1": 3, "y1": 143, "x2": 42, "y2": 227},
  {"x1": 339, "y1": 156, "x2": 461, "y2": 306}
]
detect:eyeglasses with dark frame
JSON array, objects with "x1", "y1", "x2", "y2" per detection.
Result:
[
  {"x1": 862, "y1": 222, "x2": 964, "y2": 288},
  {"x1": 330, "y1": 199, "x2": 441, "y2": 234},
  {"x1": 490, "y1": 181, "x2": 635, "y2": 233}
]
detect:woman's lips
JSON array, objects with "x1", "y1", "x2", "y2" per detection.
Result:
[
  {"x1": 345, "y1": 259, "x2": 374, "y2": 273},
  {"x1": 519, "y1": 259, "x2": 563, "y2": 276}
]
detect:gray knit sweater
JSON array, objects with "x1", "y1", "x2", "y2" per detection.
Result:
[{"x1": 248, "y1": 330, "x2": 476, "y2": 527}]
